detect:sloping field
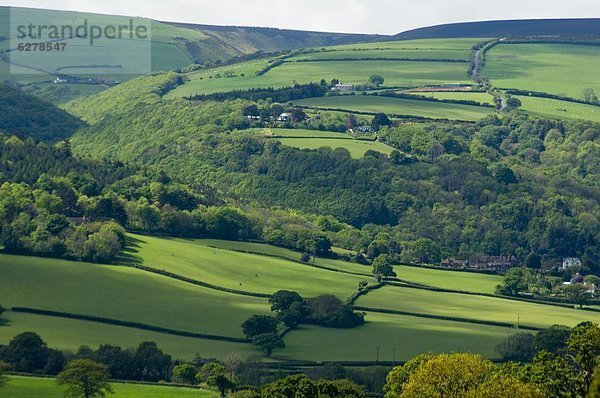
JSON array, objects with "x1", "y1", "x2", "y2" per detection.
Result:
[
  {"x1": 484, "y1": 43, "x2": 600, "y2": 99},
  {"x1": 126, "y1": 234, "x2": 369, "y2": 299},
  {"x1": 282, "y1": 311, "x2": 514, "y2": 362},
  {"x1": 357, "y1": 285, "x2": 600, "y2": 329},
  {"x1": 0, "y1": 311, "x2": 256, "y2": 361},
  {"x1": 516, "y1": 95, "x2": 600, "y2": 123},
  {"x1": 295, "y1": 95, "x2": 495, "y2": 121},
  {"x1": 0, "y1": 254, "x2": 270, "y2": 338},
  {"x1": 393, "y1": 265, "x2": 503, "y2": 294}
]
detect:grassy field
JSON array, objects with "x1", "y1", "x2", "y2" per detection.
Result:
[
  {"x1": 357, "y1": 285, "x2": 600, "y2": 329},
  {"x1": 0, "y1": 311, "x2": 257, "y2": 361},
  {"x1": 126, "y1": 234, "x2": 370, "y2": 299},
  {"x1": 2, "y1": 376, "x2": 217, "y2": 398},
  {"x1": 257, "y1": 128, "x2": 353, "y2": 139},
  {"x1": 0, "y1": 253, "x2": 270, "y2": 338},
  {"x1": 410, "y1": 91, "x2": 495, "y2": 105},
  {"x1": 198, "y1": 238, "x2": 372, "y2": 276},
  {"x1": 166, "y1": 38, "x2": 481, "y2": 98},
  {"x1": 282, "y1": 311, "x2": 513, "y2": 362},
  {"x1": 516, "y1": 95, "x2": 600, "y2": 123},
  {"x1": 484, "y1": 43, "x2": 600, "y2": 99},
  {"x1": 276, "y1": 137, "x2": 395, "y2": 158},
  {"x1": 295, "y1": 95, "x2": 495, "y2": 121},
  {"x1": 393, "y1": 265, "x2": 503, "y2": 294}
]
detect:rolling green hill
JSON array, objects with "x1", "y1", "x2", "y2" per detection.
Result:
[{"x1": 394, "y1": 18, "x2": 600, "y2": 39}]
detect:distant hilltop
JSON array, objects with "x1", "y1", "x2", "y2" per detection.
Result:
[{"x1": 394, "y1": 18, "x2": 600, "y2": 39}]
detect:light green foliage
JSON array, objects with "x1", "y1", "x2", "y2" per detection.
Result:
[{"x1": 56, "y1": 359, "x2": 113, "y2": 398}]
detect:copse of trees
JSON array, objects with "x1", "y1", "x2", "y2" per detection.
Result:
[{"x1": 384, "y1": 322, "x2": 600, "y2": 398}]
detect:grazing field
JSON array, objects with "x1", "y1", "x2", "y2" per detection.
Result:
[
  {"x1": 393, "y1": 265, "x2": 503, "y2": 294},
  {"x1": 357, "y1": 286, "x2": 600, "y2": 329},
  {"x1": 410, "y1": 91, "x2": 495, "y2": 105},
  {"x1": 257, "y1": 128, "x2": 352, "y2": 139},
  {"x1": 0, "y1": 311, "x2": 257, "y2": 361},
  {"x1": 127, "y1": 234, "x2": 369, "y2": 299},
  {"x1": 288, "y1": 49, "x2": 471, "y2": 61},
  {"x1": 484, "y1": 43, "x2": 600, "y2": 99},
  {"x1": 199, "y1": 238, "x2": 372, "y2": 276},
  {"x1": 2, "y1": 376, "x2": 217, "y2": 398},
  {"x1": 0, "y1": 253, "x2": 270, "y2": 338},
  {"x1": 276, "y1": 137, "x2": 395, "y2": 158},
  {"x1": 267, "y1": 60, "x2": 471, "y2": 88},
  {"x1": 295, "y1": 95, "x2": 495, "y2": 121},
  {"x1": 515, "y1": 95, "x2": 600, "y2": 122},
  {"x1": 282, "y1": 311, "x2": 513, "y2": 362}
]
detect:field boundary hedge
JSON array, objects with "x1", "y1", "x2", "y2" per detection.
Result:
[
  {"x1": 10, "y1": 307, "x2": 251, "y2": 343},
  {"x1": 124, "y1": 263, "x2": 271, "y2": 298},
  {"x1": 354, "y1": 305, "x2": 541, "y2": 331},
  {"x1": 204, "y1": 245, "x2": 373, "y2": 278},
  {"x1": 382, "y1": 280, "x2": 582, "y2": 309},
  {"x1": 292, "y1": 58, "x2": 469, "y2": 63}
]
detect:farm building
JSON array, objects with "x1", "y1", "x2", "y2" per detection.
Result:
[
  {"x1": 277, "y1": 113, "x2": 291, "y2": 121},
  {"x1": 331, "y1": 83, "x2": 354, "y2": 92},
  {"x1": 562, "y1": 257, "x2": 582, "y2": 270},
  {"x1": 474, "y1": 255, "x2": 519, "y2": 272},
  {"x1": 440, "y1": 258, "x2": 469, "y2": 268}
]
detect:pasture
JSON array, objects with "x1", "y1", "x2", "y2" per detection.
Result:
[
  {"x1": 282, "y1": 311, "x2": 514, "y2": 362},
  {"x1": 0, "y1": 253, "x2": 271, "y2": 338},
  {"x1": 0, "y1": 311, "x2": 257, "y2": 361},
  {"x1": 294, "y1": 95, "x2": 495, "y2": 121},
  {"x1": 2, "y1": 376, "x2": 217, "y2": 398},
  {"x1": 393, "y1": 265, "x2": 503, "y2": 294},
  {"x1": 126, "y1": 234, "x2": 370, "y2": 299},
  {"x1": 276, "y1": 137, "x2": 395, "y2": 158},
  {"x1": 484, "y1": 43, "x2": 600, "y2": 99},
  {"x1": 357, "y1": 285, "x2": 600, "y2": 329},
  {"x1": 516, "y1": 95, "x2": 600, "y2": 123}
]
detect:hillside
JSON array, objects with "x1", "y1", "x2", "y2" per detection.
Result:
[
  {"x1": 169, "y1": 22, "x2": 383, "y2": 62},
  {"x1": 394, "y1": 18, "x2": 600, "y2": 39},
  {"x1": 0, "y1": 84, "x2": 84, "y2": 141}
]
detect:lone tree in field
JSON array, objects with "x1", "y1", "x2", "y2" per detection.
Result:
[
  {"x1": 252, "y1": 333, "x2": 286, "y2": 356},
  {"x1": 583, "y1": 88, "x2": 599, "y2": 104},
  {"x1": 369, "y1": 74, "x2": 385, "y2": 87},
  {"x1": 241, "y1": 315, "x2": 279, "y2": 339},
  {"x1": 196, "y1": 362, "x2": 235, "y2": 398},
  {"x1": 56, "y1": 359, "x2": 113, "y2": 398}
]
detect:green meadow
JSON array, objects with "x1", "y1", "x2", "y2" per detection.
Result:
[
  {"x1": 516, "y1": 95, "x2": 600, "y2": 123},
  {"x1": 126, "y1": 234, "x2": 370, "y2": 299},
  {"x1": 357, "y1": 285, "x2": 600, "y2": 329},
  {"x1": 0, "y1": 311, "x2": 257, "y2": 361},
  {"x1": 282, "y1": 311, "x2": 513, "y2": 362},
  {"x1": 393, "y1": 265, "x2": 503, "y2": 294},
  {"x1": 2, "y1": 376, "x2": 217, "y2": 398},
  {"x1": 0, "y1": 253, "x2": 270, "y2": 338},
  {"x1": 276, "y1": 137, "x2": 395, "y2": 158},
  {"x1": 295, "y1": 95, "x2": 495, "y2": 121},
  {"x1": 484, "y1": 43, "x2": 600, "y2": 99}
]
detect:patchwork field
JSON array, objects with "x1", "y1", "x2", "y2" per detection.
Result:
[
  {"x1": 282, "y1": 311, "x2": 514, "y2": 362},
  {"x1": 127, "y1": 234, "x2": 371, "y2": 299},
  {"x1": 410, "y1": 91, "x2": 495, "y2": 105},
  {"x1": 393, "y1": 265, "x2": 503, "y2": 294},
  {"x1": 515, "y1": 95, "x2": 600, "y2": 123},
  {"x1": 0, "y1": 311, "x2": 257, "y2": 361},
  {"x1": 294, "y1": 95, "x2": 496, "y2": 121},
  {"x1": 2, "y1": 376, "x2": 217, "y2": 398},
  {"x1": 357, "y1": 285, "x2": 600, "y2": 329},
  {"x1": 484, "y1": 43, "x2": 600, "y2": 99},
  {"x1": 0, "y1": 253, "x2": 271, "y2": 338}
]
